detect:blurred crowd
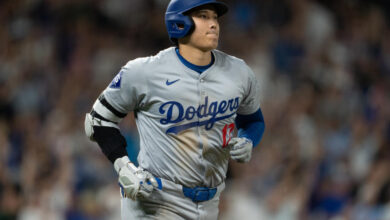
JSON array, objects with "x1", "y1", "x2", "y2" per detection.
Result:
[{"x1": 0, "y1": 0, "x2": 389, "y2": 219}]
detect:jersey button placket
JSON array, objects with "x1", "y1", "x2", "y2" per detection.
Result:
[
  {"x1": 199, "y1": 78, "x2": 207, "y2": 136},
  {"x1": 199, "y1": 78, "x2": 206, "y2": 101},
  {"x1": 196, "y1": 77, "x2": 204, "y2": 158},
  {"x1": 200, "y1": 78, "x2": 205, "y2": 95}
]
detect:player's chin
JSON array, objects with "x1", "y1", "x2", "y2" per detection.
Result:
[
  {"x1": 201, "y1": 44, "x2": 218, "y2": 52},
  {"x1": 204, "y1": 35, "x2": 218, "y2": 46},
  {"x1": 197, "y1": 38, "x2": 218, "y2": 51},
  {"x1": 205, "y1": 40, "x2": 219, "y2": 50}
]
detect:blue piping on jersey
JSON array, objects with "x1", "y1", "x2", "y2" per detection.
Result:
[
  {"x1": 167, "y1": 112, "x2": 236, "y2": 134},
  {"x1": 235, "y1": 108, "x2": 265, "y2": 147},
  {"x1": 175, "y1": 48, "x2": 214, "y2": 73}
]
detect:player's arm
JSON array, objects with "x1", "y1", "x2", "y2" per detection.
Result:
[
  {"x1": 84, "y1": 94, "x2": 128, "y2": 163},
  {"x1": 229, "y1": 108, "x2": 265, "y2": 163},
  {"x1": 235, "y1": 107, "x2": 265, "y2": 147},
  {"x1": 84, "y1": 66, "x2": 158, "y2": 199},
  {"x1": 229, "y1": 64, "x2": 265, "y2": 163},
  {"x1": 85, "y1": 94, "x2": 158, "y2": 199}
]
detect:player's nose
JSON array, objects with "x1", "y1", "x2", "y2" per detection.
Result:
[{"x1": 210, "y1": 20, "x2": 218, "y2": 29}]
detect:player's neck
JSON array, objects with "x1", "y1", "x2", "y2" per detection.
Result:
[{"x1": 178, "y1": 45, "x2": 212, "y2": 66}]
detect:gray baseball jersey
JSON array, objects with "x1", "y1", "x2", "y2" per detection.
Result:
[{"x1": 103, "y1": 47, "x2": 260, "y2": 188}]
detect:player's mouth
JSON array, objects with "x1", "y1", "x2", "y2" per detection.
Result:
[
  {"x1": 206, "y1": 32, "x2": 219, "y2": 38},
  {"x1": 207, "y1": 31, "x2": 218, "y2": 36}
]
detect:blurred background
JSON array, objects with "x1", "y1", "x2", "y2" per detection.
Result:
[{"x1": 0, "y1": 0, "x2": 389, "y2": 219}]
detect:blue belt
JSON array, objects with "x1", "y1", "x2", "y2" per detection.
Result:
[
  {"x1": 182, "y1": 186, "x2": 217, "y2": 202},
  {"x1": 154, "y1": 177, "x2": 217, "y2": 202}
]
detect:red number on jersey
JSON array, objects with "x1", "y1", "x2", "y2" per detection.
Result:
[{"x1": 222, "y1": 123, "x2": 235, "y2": 148}]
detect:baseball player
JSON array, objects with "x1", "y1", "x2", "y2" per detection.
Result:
[{"x1": 84, "y1": 0, "x2": 265, "y2": 219}]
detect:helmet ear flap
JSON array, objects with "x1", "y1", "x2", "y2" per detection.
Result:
[
  {"x1": 165, "y1": 13, "x2": 194, "y2": 39},
  {"x1": 170, "y1": 21, "x2": 195, "y2": 45}
]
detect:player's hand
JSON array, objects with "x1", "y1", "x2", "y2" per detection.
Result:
[
  {"x1": 228, "y1": 137, "x2": 253, "y2": 163},
  {"x1": 114, "y1": 156, "x2": 158, "y2": 200}
]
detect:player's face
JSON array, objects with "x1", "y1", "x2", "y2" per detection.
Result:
[{"x1": 187, "y1": 8, "x2": 220, "y2": 51}]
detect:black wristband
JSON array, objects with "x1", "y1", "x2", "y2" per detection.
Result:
[{"x1": 93, "y1": 126, "x2": 128, "y2": 163}]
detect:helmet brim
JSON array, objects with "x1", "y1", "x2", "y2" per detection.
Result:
[{"x1": 182, "y1": 2, "x2": 228, "y2": 17}]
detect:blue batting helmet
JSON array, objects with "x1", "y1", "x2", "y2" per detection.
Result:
[{"x1": 165, "y1": 0, "x2": 228, "y2": 40}]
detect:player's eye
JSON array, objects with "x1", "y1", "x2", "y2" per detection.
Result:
[
  {"x1": 200, "y1": 14, "x2": 208, "y2": 19},
  {"x1": 193, "y1": 11, "x2": 217, "y2": 20}
]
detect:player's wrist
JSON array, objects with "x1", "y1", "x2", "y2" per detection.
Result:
[
  {"x1": 243, "y1": 137, "x2": 253, "y2": 147},
  {"x1": 237, "y1": 137, "x2": 253, "y2": 147}
]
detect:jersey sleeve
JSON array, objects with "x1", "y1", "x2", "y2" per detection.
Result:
[
  {"x1": 102, "y1": 60, "x2": 147, "y2": 114},
  {"x1": 237, "y1": 65, "x2": 260, "y2": 115}
]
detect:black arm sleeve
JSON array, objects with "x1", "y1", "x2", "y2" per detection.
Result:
[{"x1": 93, "y1": 126, "x2": 128, "y2": 163}]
